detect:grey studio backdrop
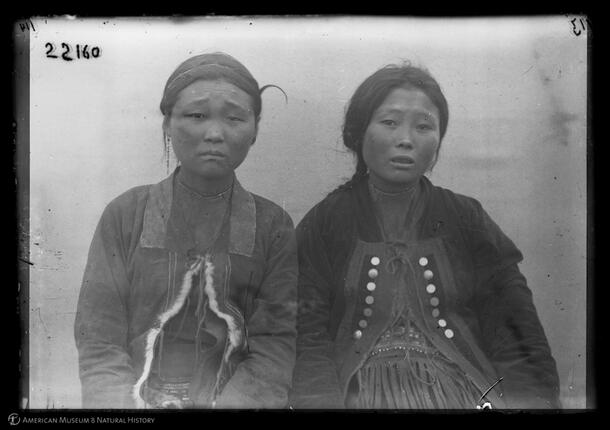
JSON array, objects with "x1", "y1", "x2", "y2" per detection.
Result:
[{"x1": 26, "y1": 16, "x2": 588, "y2": 408}]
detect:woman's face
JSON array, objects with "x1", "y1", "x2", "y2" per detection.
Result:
[
  {"x1": 362, "y1": 87, "x2": 441, "y2": 192},
  {"x1": 165, "y1": 79, "x2": 258, "y2": 182}
]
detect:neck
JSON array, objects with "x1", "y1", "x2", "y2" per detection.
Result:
[
  {"x1": 368, "y1": 173, "x2": 418, "y2": 195},
  {"x1": 177, "y1": 168, "x2": 234, "y2": 197}
]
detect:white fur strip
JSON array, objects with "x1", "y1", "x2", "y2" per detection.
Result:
[
  {"x1": 132, "y1": 256, "x2": 205, "y2": 408},
  {"x1": 202, "y1": 258, "x2": 241, "y2": 362}
]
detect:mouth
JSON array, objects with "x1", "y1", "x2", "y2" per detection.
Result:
[
  {"x1": 197, "y1": 151, "x2": 227, "y2": 159},
  {"x1": 389, "y1": 155, "x2": 415, "y2": 167}
]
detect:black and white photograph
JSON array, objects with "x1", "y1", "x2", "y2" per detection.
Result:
[{"x1": 14, "y1": 15, "x2": 589, "y2": 414}]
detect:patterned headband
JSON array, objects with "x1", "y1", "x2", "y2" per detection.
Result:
[{"x1": 160, "y1": 63, "x2": 260, "y2": 116}]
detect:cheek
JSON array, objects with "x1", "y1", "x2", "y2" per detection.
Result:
[
  {"x1": 416, "y1": 135, "x2": 440, "y2": 161},
  {"x1": 228, "y1": 142, "x2": 251, "y2": 162},
  {"x1": 362, "y1": 128, "x2": 388, "y2": 166},
  {"x1": 166, "y1": 120, "x2": 197, "y2": 149},
  {"x1": 226, "y1": 126, "x2": 256, "y2": 159},
  {"x1": 172, "y1": 123, "x2": 201, "y2": 142}
]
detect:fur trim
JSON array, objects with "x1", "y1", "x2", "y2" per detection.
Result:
[
  {"x1": 132, "y1": 255, "x2": 205, "y2": 408},
  {"x1": 202, "y1": 257, "x2": 242, "y2": 363}
]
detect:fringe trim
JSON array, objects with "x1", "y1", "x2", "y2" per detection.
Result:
[
  {"x1": 132, "y1": 256, "x2": 205, "y2": 409},
  {"x1": 356, "y1": 352, "x2": 482, "y2": 409}
]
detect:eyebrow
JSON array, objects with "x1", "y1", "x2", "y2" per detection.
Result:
[
  {"x1": 376, "y1": 107, "x2": 438, "y2": 121},
  {"x1": 182, "y1": 98, "x2": 251, "y2": 112}
]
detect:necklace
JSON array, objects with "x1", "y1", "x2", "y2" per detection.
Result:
[
  {"x1": 171, "y1": 177, "x2": 233, "y2": 256},
  {"x1": 369, "y1": 180, "x2": 417, "y2": 197},
  {"x1": 177, "y1": 177, "x2": 234, "y2": 200}
]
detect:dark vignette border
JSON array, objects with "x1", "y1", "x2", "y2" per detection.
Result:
[
  {"x1": 12, "y1": 16, "x2": 31, "y2": 412},
  {"x1": 5, "y1": 8, "x2": 600, "y2": 424}
]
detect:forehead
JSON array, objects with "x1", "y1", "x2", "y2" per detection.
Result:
[
  {"x1": 376, "y1": 87, "x2": 440, "y2": 118},
  {"x1": 174, "y1": 79, "x2": 254, "y2": 109}
]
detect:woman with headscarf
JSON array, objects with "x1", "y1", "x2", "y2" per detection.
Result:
[
  {"x1": 290, "y1": 63, "x2": 560, "y2": 409},
  {"x1": 75, "y1": 52, "x2": 297, "y2": 409}
]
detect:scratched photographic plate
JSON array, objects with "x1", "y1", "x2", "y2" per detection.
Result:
[{"x1": 16, "y1": 15, "x2": 589, "y2": 409}]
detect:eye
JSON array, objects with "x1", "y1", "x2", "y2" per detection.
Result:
[
  {"x1": 186, "y1": 113, "x2": 205, "y2": 119},
  {"x1": 380, "y1": 119, "x2": 397, "y2": 127},
  {"x1": 228, "y1": 116, "x2": 245, "y2": 122},
  {"x1": 416, "y1": 123, "x2": 434, "y2": 131}
]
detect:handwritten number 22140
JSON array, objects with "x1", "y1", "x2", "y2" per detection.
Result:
[{"x1": 45, "y1": 42, "x2": 101, "y2": 61}]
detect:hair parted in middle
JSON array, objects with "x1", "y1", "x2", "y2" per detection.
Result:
[{"x1": 338, "y1": 62, "x2": 449, "y2": 191}]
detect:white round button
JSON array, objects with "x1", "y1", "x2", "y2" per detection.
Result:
[
  {"x1": 423, "y1": 270, "x2": 434, "y2": 280},
  {"x1": 432, "y1": 308, "x2": 440, "y2": 318},
  {"x1": 366, "y1": 282, "x2": 376, "y2": 291},
  {"x1": 365, "y1": 296, "x2": 375, "y2": 305},
  {"x1": 444, "y1": 329, "x2": 454, "y2": 339},
  {"x1": 358, "y1": 320, "x2": 368, "y2": 328},
  {"x1": 363, "y1": 308, "x2": 373, "y2": 317},
  {"x1": 354, "y1": 330, "x2": 363, "y2": 339},
  {"x1": 370, "y1": 256, "x2": 380, "y2": 266},
  {"x1": 426, "y1": 284, "x2": 436, "y2": 294},
  {"x1": 430, "y1": 297, "x2": 440, "y2": 307},
  {"x1": 438, "y1": 319, "x2": 447, "y2": 328},
  {"x1": 368, "y1": 268, "x2": 379, "y2": 279},
  {"x1": 419, "y1": 257, "x2": 429, "y2": 267}
]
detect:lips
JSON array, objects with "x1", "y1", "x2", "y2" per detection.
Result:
[
  {"x1": 197, "y1": 151, "x2": 226, "y2": 159},
  {"x1": 390, "y1": 155, "x2": 415, "y2": 165}
]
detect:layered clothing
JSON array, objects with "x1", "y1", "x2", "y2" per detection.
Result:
[
  {"x1": 75, "y1": 170, "x2": 297, "y2": 409},
  {"x1": 290, "y1": 176, "x2": 560, "y2": 409}
]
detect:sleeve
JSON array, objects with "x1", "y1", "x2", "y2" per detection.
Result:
[
  {"x1": 214, "y1": 208, "x2": 298, "y2": 409},
  {"x1": 288, "y1": 205, "x2": 345, "y2": 409},
  {"x1": 74, "y1": 202, "x2": 137, "y2": 409},
  {"x1": 468, "y1": 201, "x2": 561, "y2": 409}
]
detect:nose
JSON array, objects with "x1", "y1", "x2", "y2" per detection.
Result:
[
  {"x1": 396, "y1": 126, "x2": 414, "y2": 150},
  {"x1": 202, "y1": 121, "x2": 224, "y2": 143}
]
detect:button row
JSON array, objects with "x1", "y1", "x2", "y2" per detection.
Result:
[
  {"x1": 354, "y1": 256, "x2": 381, "y2": 340},
  {"x1": 421, "y1": 260, "x2": 454, "y2": 339},
  {"x1": 354, "y1": 255, "x2": 455, "y2": 341}
]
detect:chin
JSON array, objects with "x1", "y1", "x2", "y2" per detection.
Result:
[
  {"x1": 186, "y1": 164, "x2": 229, "y2": 178},
  {"x1": 200, "y1": 170, "x2": 232, "y2": 180},
  {"x1": 387, "y1": 173, "x2": 417, "y2": 186}
]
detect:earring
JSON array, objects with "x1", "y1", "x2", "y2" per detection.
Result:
[{"x1": 164, "y1": 135, "x2": 173, "y2": 174}]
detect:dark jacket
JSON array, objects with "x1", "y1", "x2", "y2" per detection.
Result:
[
  {"x1": 75, "y1": 172, "x2": 298, "y2": 409},
  {"x1": 290, "y1": 176, "x2": 560, "y2": 409}
]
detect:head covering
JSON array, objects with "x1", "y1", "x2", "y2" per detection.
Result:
[{"x1": 160, "y1": 52, "x2": 262, "y2": 118}]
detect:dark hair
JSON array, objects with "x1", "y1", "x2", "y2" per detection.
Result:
[
  {"x1": 160, "y1": 52, "x2": 264, "y2": 119},
  {"x1": 160, "y1": 52, "x2": 286, "y2": 172},
  {"x1": 337, "y1": 62, "x2": 449, "y2": 191}
]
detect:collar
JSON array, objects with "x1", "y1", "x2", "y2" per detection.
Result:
[
  {"x1": 352, "y1": 175, "x2": 435, "y2": 242},
  {"x1": 139, "y1": 169, "x2": 256, "y2": 257}
]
